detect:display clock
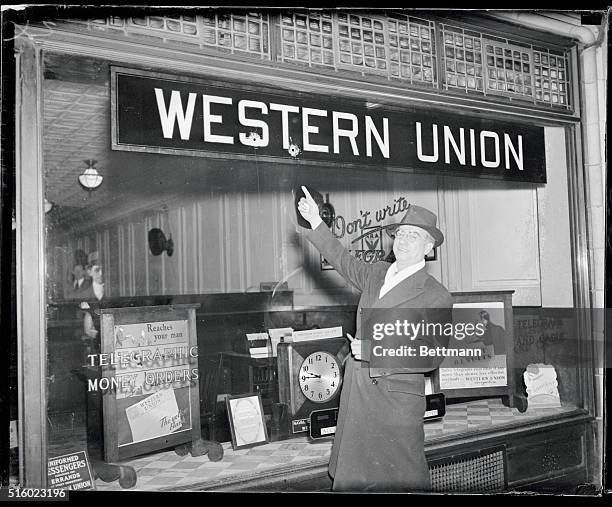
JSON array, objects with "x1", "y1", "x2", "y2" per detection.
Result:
[{"x1": 277, "y1": 337, "x2": 348, "y2": 435}]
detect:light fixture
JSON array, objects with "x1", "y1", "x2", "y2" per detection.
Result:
[{"x1": 78, "y1": 159, "x2": 103, "y2": 191}]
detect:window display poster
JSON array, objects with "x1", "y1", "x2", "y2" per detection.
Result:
[
  {"x1": 102, "y1": 312, "x2": 198, "y2": 450},
  {"x1": 439, "y1": 302, "x2": 508, "y2": 390}
]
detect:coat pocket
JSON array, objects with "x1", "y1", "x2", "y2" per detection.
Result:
[{"x1": 382, "y1": 374, "x2": 425, "y2": 397}]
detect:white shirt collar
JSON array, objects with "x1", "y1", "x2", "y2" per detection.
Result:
[
  {"x1": 379, "y1": 259, "x2": 426, "y2": 299},
  {"x1": 92, "y1": 281, "x2": 104, "y2": 301}
]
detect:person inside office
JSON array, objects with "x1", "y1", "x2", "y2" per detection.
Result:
[{"x1": 297, "y1": 186, "x2": 453, "y2": 492}]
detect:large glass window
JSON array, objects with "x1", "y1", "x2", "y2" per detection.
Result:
[{"x1": 41, "y1": 34, "x2": 585, "y2": 490}]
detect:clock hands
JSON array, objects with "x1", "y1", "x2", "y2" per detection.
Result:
[{"x1": 303, "y1": 373, "x2": 322, "y2": 379}]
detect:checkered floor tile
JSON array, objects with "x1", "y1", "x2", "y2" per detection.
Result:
[{"x1": 45, "y1": 399, "x2": 578, "y2": 492}]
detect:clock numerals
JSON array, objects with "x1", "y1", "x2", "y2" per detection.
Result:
[{"x1": 298, "y1": 351, "x2": 341, "y2": 403}]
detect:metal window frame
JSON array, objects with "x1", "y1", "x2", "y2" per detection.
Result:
[{"x1": 54, "y1": 10, "x2": 580, "y2": 118}]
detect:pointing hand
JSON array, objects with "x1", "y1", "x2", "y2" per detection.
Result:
[{"x1": 297, "y1": 186, "x2": 323, "y2": 229}]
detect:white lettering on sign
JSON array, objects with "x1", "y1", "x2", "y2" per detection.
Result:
[
  {"x1": 365, "y1": 116, "x2": 389, "y2": 158},
  {"x1": 47, "y1": 451, "x2": 93, "y2": 491},
  {"x1": 203, "y1": 94, "x2": 234, "y2": 144},
  {"x1": 444, "y1": 126, "x2": 465, "y2": 165},
  {"x1": 416, "y1": 122, "x2": 439, "y2": 162},
  {"x1": 155, "y1": 88, "x2": 196, "y2": 140},
  {"x1": 416, "y1": 122, "x2": 524, "y2": 170},
  {"x1": 332, "y1": 111, "x2": 359, "y2": 155},
  {"x1": 480, "y1": 130, "x2": 500, "y2": 168},
  {"x1": 269, "y1": 102, "x2": 300, "y2": 149},
  {"x1": 238, "y1": 100, "x2": 269, "y2": 147},
  {"x1": 149, "y1": 87, "x2": 527, "y2": 171},
  {"x1": 505, "y1": 133, "x2": 523, "y2": 170},
  {"x1": 469, "y1": 129, "x2": 477, "y2": 166},
  {"x1": 302, "y1": 107, "x2": 329, "y2": 153}
]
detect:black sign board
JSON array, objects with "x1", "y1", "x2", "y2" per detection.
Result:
[{"x1": 112, "y1": 67, "x2": 546, "y2": 183}]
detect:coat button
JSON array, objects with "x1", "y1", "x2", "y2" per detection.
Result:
[{"x1": 371, "y1": 379, "x2": 378, "y2": 385}]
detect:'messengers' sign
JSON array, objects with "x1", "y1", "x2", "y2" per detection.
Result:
[{"x1": 111, "y1": 66, "x2": 546, "y2": 183}]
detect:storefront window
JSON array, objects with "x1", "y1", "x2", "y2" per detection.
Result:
[{"x1": 32, "y1": 9, "x2": 599, "y2": 493}]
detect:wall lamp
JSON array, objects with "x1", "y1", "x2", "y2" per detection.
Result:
[{"x1": 78, "y1": 159, "x2": 103, "y2": 191}]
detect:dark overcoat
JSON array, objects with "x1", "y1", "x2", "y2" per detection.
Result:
[
  {"x1": 66, "y1": 278, "x2": 95, "y2": 301},
  {"x1": 305, "y1": 223, "x2": 453, "y2": 492}
]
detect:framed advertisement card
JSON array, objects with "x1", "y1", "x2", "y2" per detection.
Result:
[
  {"x1": 226, "y1": 393, "x2": 269, "y2": 450},
  {"x1": 438, "y1": 291, "x2": 518, "y2": 408}
]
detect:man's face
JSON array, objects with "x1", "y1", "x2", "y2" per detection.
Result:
[
  {"x1": 392, "y1": 225, "x2": 433, "y2": 266},
  {"x1": 88, "y1": 265, "x2": 103, "y2": 285},
  {"x1": 73, "y1": 265, "x2": 85, "y2": 279}
]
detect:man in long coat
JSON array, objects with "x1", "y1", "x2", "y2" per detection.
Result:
[{"x1": 298, "y1": 187, "x2": 453, "y2": 492}]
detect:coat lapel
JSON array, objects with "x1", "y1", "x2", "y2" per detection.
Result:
[
  {"x1": 360, "y1": 268, "x2": 429, "y2": 334},
  {"x1": 372, "y1": 267, "x2": 428, "y2": 309}
]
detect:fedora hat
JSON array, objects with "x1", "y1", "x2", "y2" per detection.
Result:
[{"x1": 385, "y1": 205, "x2": 444, "y2": 248}]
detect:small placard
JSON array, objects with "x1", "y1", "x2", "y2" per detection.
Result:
[
  {"x1": 48, "y1": 451, "x2": 95, "y2": 491},
  {"x1": 292, "y1": 326, "x2": 343, "y2": 342},
  {"x1": 291, "y1": 418, "x2": 310, "y2": 434},
  {"x1": 246, "y1": 332, "x2": 271, "y2": 358},
  {"x1": 523, "y1": 363, "x2": 561, "y2": 409},
  {"x1": 124, "y1": 388, "x2": 183, "y2": 444},
  {"x1": 246, "y1": 332, "x2": 270, "y2": 346},
  {"x1": 226, "y1": 393, "x2": 269, "y2": 450},
  {"x1": 310, "y1": 409, "x2": 338, "y2": 439},
  {"x1": 268, "y1": 327, "x2": 293, "y2": 340},
  {"x1": 424, "y1": 393, "x2": 446, "y2": 420}
]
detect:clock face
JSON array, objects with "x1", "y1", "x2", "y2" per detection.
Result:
[{"x1": 298, "y1": 351, "x2": 342, "y2": 403}]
